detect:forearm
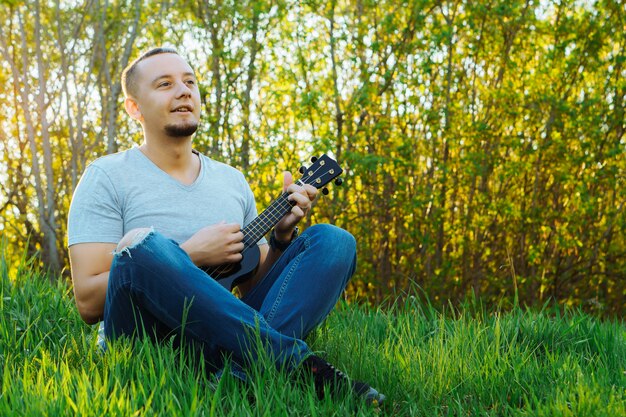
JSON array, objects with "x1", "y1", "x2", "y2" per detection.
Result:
[
  {"x1": 254, "y1": 247, "x2": 282, "y2": 281},
  {"x1": 179, "y1": 223, "x2": 245, "y2": 267},
  {"x1": 179, "y1": 240, "x2": 201, "y2": 265}
]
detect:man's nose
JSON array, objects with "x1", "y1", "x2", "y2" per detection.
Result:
[{"x1": 175, "y1": 80, "x2": 192, "y2": 97}]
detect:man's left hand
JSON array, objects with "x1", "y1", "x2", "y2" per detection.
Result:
[{"x1": 274, "y1": 171, "x2": 317, "y2": 240}]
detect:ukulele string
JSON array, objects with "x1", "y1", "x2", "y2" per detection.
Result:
[
  {"x1": 209, "y1": 185, "x2": 301, "y2": 280},
  {"x1": 241, "y1": 162, "x2": 331, "y2": 245},
  {"x1": 211, "y1": 162, "x2": 330, "y2": 281},
  {"x1": 209, "y1": 192, "x2": 294, "y2": 280}
]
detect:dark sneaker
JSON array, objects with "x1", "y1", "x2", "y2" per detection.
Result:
[{"x1": 300, "y1": 354, "x2": 385, "y2": 406}]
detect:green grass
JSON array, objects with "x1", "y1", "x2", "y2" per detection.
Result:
[{"x1": 1, "y1": 248, "x2": 625, "y2": 416}]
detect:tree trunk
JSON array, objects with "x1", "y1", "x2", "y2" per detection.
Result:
[
  {"x1": 241, "y1": 5, "x2": 261, "y2": 171},
  {"x1": 105, "y1": 0, "x2": 141, "y2": 154},
  {"x1": 33, "y1": 0, "x2": 61, "y2": 273},
  {"x1": 328, "y1": 0, "x2": 342, "y2": 225}
]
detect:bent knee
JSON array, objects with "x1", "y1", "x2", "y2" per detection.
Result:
[
  {"x1": 307, "y1": 224, "x2": 356, "y2": 253},
  {"x1": 116, "y1": 227, "x2": 153, "y2": 252}
]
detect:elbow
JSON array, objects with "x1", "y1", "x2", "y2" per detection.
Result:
[
  {"x1": 76, "y1": 299, "x2": 102, "y2": 325},
  {"x1": 81, "y1": 313, "x2": 101, "y2": 326}
]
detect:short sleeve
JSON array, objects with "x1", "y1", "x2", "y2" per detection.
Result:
[{"x1": 67, "y1": 164, "x2": 124, "y2": 246}]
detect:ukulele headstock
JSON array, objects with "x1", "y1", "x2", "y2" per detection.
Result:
[{"x1": 298, "y1": 155, "x2": 343, "y2": 194}]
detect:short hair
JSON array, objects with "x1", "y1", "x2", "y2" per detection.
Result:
[{"x1": 121, "y1": 47, "x2": 180, "y2": 98}]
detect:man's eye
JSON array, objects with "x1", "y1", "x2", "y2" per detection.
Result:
[
  {"x1": 186, "y1": 80, "x2": 196, "y2": 85},
  {"x1": 158, "y1": 82, "x2": 171, "y2": 88}
]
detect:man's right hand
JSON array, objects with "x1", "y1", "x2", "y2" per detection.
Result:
[{"x1": 180, "y1": 222, "x2": 244, "y2": 267}]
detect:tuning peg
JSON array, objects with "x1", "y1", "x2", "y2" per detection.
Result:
[
  {"x1": 334, "y1": 178, "x2": 343, "y2": 186},
  {"x1": 299, "y1": 166, "x2": 306, "y2": 174},
  {"x1": 322, "y1": 187, "x2": 329, "y2": 195},
  {"x1": 310, "y1": 156, "x2": 318, "y2": 163}
]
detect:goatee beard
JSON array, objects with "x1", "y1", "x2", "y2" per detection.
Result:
[{"x1": 164, "y1": 122, "x2": 198, "y2": 137}]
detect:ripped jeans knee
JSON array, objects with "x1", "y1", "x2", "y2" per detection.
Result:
[{"x1": 115, "y1": 227, "x2": 154, "y2": 256}]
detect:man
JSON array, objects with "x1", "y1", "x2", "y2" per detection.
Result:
[{"x1": 67, "y1": 47, "x2": 384, "y2": 406}]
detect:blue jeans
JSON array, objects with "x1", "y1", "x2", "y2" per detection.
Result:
[{"x1": 103, "y1": 224, "x2": 356, "y2": 372}]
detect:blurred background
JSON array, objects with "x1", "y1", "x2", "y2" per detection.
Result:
[{"x1": 0, "y1": 0, "x2": 623, "y2": 315}]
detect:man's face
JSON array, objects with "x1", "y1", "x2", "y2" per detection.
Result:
[{"x1": 129, "y1": 53, "x2": 201, "y2": 138}]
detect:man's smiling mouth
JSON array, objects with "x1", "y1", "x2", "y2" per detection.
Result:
[{"x1": 172, "y1": 105, "x2": 193, "y2": 112}]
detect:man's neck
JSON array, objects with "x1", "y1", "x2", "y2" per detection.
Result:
[{"x1": 139, "y1": 134, "x2": 200, "y2": 185}]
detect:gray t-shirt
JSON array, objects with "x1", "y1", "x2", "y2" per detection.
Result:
[{"x1": 68, "y1": 146, "x2": 266, "y2": 247}]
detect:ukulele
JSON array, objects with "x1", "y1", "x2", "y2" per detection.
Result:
[{"x1": 204, "y1": 155, "x2": 343, "y2": 291}]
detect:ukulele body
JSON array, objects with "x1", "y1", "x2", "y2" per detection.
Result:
[{"x1": 203, "y1": 244, "x2": 261, "y2": 291}]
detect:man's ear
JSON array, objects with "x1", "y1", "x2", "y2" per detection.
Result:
[{"x1": 124, "y1": 97, "x2": 142, "y2": 121}]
